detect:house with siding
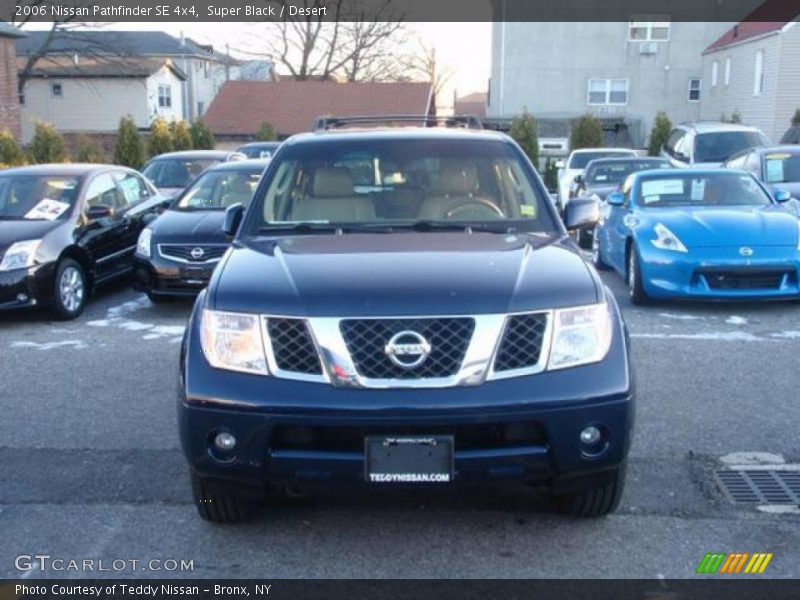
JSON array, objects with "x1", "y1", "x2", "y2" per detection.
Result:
[
  {"x1": 488, "y1": 21, "x2": 734, "y2": 150},
  {"x1": 0, "y1": 22, "x2": 24, "y2": 140},
  {"x1": 17, "y1": 56, "x2": 186, "y2": 143},
  {"x1": 700, "y1": 21, "x2": 800, "y2": 142}
]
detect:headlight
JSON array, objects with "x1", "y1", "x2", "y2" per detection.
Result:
[
  {"x1": 651, "y1": 222, "x2": 688, "y2": 253},
  {"x1": 548, "y1": 303, "x2": 613, "y2": 370},
  {"x1": 200, "y1": 309, "x2": 268, "y2": 375},
  {"x1": 0, "y1": 239, "x2": 42, "y2": 272},
  {"x1": 136, "y1": 228, "x2": 152, "y2": 258},
  {"x1": 797, "y1": 220, "x2": 800, "y2": 251}
]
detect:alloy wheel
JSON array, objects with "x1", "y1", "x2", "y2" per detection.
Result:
[{"x1": 59, "y1": 265, "x2": 85, "y2": 313}]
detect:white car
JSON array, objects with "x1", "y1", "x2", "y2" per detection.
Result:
[
  {"x1": 660, "y1": 122, "x2": 769, "y2": 169},
  {"x1": 556, "y1": 148, "x2": 637, "y2": 210}
]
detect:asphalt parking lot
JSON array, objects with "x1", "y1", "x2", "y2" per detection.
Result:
[{"x1": 1, "y1": 272, "x2": 799, "y2": 579}]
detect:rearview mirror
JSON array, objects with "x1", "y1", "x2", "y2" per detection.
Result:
[
  {"x1": 773, "y1": 188, "x2": 792, "y2": 203},
  {"x1": 606, "y1": 192, "x2": 625, "y2": 206},
  {"x1": 564, "y1": 197, "x2": 600, "y2": 230},
  {"x1": 222, "y1": 203, "x2": 244, "y2": 237},
  {"x1": 85, "y1": 204, "x2": 113, "y2": 221}
]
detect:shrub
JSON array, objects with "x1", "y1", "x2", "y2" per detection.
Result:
[
  {"x1": 171, "y1": 120, "x2": 193, "y2": 151},
  {"x1": 509, "y1": 109, "x2": 539, "y2": 167},
  {"x1": 28, "y1": 121, "x2": 68, "y2": 163},
  {"x1": 543, "y1": 157, "x2": 559, "y2": 193},
  {"x1": 255, "y1": 121, "x2": 278, "y2": 142},
  {"x1": 75, "y1": 135, "x2": 107, "y2": 163},
  {"x1": 570, "y1": 115, "x2": 604, "y2": 151},
  {"x1": 793, "y1": 109, "x2": 800, "y2": 126},
  {"x1": 113, "y1": 116, "x2": 145, "y2": 169},
  {"x1": 648, "y1": 111, "x2": 672, "y2": 156},
  {"x1": 0, "y1": 129, "x2": 26, "y2": 166},
  {"x1": 190, "y1": 120, "x2": 215, "y2": 149},
  {"x1": 149, "y1": 117, "x2": 174, "y2": 156}
]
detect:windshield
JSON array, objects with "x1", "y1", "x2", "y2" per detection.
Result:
[
  {"x1": 0, "y1": 175, "x2": 80, "y2": 220},
  {"x1": 694, "y1": 131, "x2": 768, "y2": 163},
  {"x1": 764, "y1": 152, "x2": 800, "y2": 184},
  {"x1": 177, "y1": 168, "x2": 263, "y2": 210},
  {"x1": 239, "y1": 144, "x2": 279, "y2": 159},
  {"x1": 637, "y1": 172, "x2": 772, "y2": 208},
  {"x1": 244, "y1": 139, "x2": 558, "y2": 235},
  {"x1": 142, "y1": 158, "x2": 221, "y2": 189},
  {"x1": 586, "y1": 160, "x2": 670, "y2": 185},
  {"x1": 568, "y1": 151, "x2": 634, "y2": 169}
]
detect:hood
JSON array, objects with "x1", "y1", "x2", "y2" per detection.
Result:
[
  {"x1": 212, "y1": 233, "x2": 599, "y2": 316},
  {"x1": 157, "y1": 187, "x2": 185, "y2": 200},
  {"x1": 0, "y1": 219, "x2": 62, "y2": 251},
  {"x1": 150, "y1": 209, "x2": 227, "y2": 244},
  {"x1": 639, "y1": 205, "x2": 799, "y2": 248}
]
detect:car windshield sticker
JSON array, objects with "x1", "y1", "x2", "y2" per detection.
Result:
[
  {"x1": 691, "y1": 179, "x2": 706, "y2": 201},
  {"x1": 642, "y1": 179, "x2": 684, "y2": 202},
  {"x1": 520, "y1": 204, "x2": 535, "y2": 216},
  {"x1": 119, "y1": 177, "x2": 141, "y2": 203},
  {"x1": 595, "y1": 174, "x2": 608, "y2": 181},
  {"x1": 25, "y1": 198, "x2": 70, "y2": 220},
  {"x1": 765, "y1": 159, "x2": 785, "y2": 183}
]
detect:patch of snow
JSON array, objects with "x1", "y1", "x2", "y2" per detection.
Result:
[
  {"x1": 771, "y1": 331, "x2": 800, "y2": 339},
  {"x1": 725, "y1": 316, "x2": 747, "y2": 325},
  {"x1": 11, "y1": 340, "x2": 88, "y2": 351},
  {"x1": 720, "y1": 452, "x2": 785, "y2": 466},
  {"x1": 756, "y1": 505, "x2": 800, "y2": 515},
  {"x1": 657, "y1": 312, "x2": 705, "y2": 321},
  {"x1": 631, "y1": 331, "x2": 766, "y2": 342}
]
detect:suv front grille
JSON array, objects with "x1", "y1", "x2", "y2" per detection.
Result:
[
  {"x1": 493, "y1": 313, "x2": 548, "y2": 372},
  {"x1": 159, "y1": 244, "x2": 227, "y2": 263},
  {"x1": 267, "y1": 318, "x2": 322, "y2": 375},
  {"x1": 340, "y1": 318, "x2": 475, "y2": 379}
]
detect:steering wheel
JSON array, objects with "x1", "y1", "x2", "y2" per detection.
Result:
[{"x1": 445, "y1": 198, "x2": 505, "y2": 220}]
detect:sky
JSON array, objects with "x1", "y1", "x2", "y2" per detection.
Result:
[{"x1": 29, "y1": 21, "x2": 492, "y2": 108}]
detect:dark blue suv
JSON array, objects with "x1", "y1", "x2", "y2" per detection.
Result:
[{"x1": 179, "y1": 117, "x2": 635, "y2": 522}]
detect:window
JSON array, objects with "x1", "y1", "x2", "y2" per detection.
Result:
[
  {"x1": 50, "y1": 82, "x2": 63, "y2": 98},
  {"x1": 711, "y1": 61, "x2": 719, "y2": 87},
  {"x1": 197, "y1": 101, "x2": 204, "y2": 116},
  {"x1": 724, "y1": 58, "x2": 731, "y2": 86},
  {"x1": 754, "y1": 50, "x2": 764, "y2": 96},
  {"x1": 629, "y1": 20, "x2": 671, "y2": 41},
  {"x1": 158, "y1": 84, "x2": 172, "y2": 109},
  {"x1": 688, "y1": 78, "x2": 701, "y2": 102},
  {"x1": 84, "y1": 174, "x2": 120, "y2": 211},
  {"x1": 587, "y1": 79, "x2": 629, "y2": 105},
  {"x1": 113, "y1": 172, "x2": 150, "y2": 207}
]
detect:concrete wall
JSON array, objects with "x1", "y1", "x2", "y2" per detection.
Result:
[
  {"x1": 489, "y1": 22, "x2": 733, "y2": 147},
  {"x1": 0, "y1": 36, "x2": 22, "y2": 140}
]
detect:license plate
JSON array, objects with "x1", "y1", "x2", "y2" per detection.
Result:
[{"x1": 365, "y1": 435, "x2": 453, "y2": 483}]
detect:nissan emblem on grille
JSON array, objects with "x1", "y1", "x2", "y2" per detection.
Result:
[
  {"x1": 190, "y1": 247, "x2": 205, "y2": 260},
  {"x1": 384, "y1": 331, "x2": 432, "y2": 369},
  {"x1": 739, "y1": 247, "x2": 754, "y2": 257}
]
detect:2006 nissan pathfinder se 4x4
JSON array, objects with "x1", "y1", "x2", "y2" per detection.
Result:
[{"x1": 176, "y1": 116, "x2": 635, "y2": 523}]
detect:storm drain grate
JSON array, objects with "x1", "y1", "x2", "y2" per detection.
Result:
[{"x1": 715, "y1": 469, "x2": 800, "y2": 504}]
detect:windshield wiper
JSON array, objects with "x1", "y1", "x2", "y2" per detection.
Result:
[
  {"x1": 392, "y1": 220, "x2": 517, "y2": 234},
  {"x1": 257, "y1": 222, "x2": 341, "y2": 235}
]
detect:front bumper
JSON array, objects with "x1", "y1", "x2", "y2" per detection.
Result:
[
  {"x1": 0, "y1": 263, "x2": 56, "y2": 311},
  {"x1": 179, "y1": 294, "x2": 635, "y2": 489},
  {"x1": 639, "y1": 244, "x2": 800, "y2": 300},
  {"x1": 134, "y1": 254, "x2": 216, "y2": 297}
]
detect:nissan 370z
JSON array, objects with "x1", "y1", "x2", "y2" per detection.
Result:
[{"x1": 178, "y1": 121, "x2": 635, "y2": 522}]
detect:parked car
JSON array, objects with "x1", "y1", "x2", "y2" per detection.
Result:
[
  {"x1": 556, "y1": 148, "x2": 637, "y2": 211},
  {"x1": 592, "y1": 169, "x2": 798, "y2": 304},
  {"x1": 134, "y1": 159, "x2": 268, "y2": 302},
  {"x1": 660, "y1": 122, "x2": 769, "y2": 169},
  {"x1": 723, "y1": 146, "x2": 800, "y2": 214},
  {"x1": 179, "y1": 117, "x2": 634, "y2": 523},
  {"x1": 141, "y1": 150, "x2": 245, "y2": 199},
  {"x1": 0, "y1": 164, "x2": 167, "y2": 319},
  {"x1": 573, "y1": 157, "x2": 671, "y2": 247},
  {"x1": 236, "y1": 141, "x2": 281, "y2": 159}
]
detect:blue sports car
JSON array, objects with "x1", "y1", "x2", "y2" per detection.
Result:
[{"x1": 592, "y1": 169, "x2": 800, "y2": 303}]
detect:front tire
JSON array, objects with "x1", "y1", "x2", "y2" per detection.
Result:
[
  {"x1": 191, "y1": 472, "x2": 260, "y2": 523},
  {"x1": 627, "y1": 244, "x2": 649, "y2": 305},
  {"x1": 52, "y1": 258, "x2": 87, "y2": 320},
  {"x1": 555, "y1": 463, "x2": 626, "y2": 518}
]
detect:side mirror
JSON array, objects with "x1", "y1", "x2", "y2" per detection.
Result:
[
  {"x1": 159, "y1": 198, "x2": 173, "y2": 210},
  {"x1": 564, "y1": 197, "x2": 600, "y2": 230},
  {"x1": 573, "y1": 174, "x2": 583, "y2": 184},
  {"x1": 606, "y1": 192, "x2": 625, "y2": 206},
  {"x1": 773, "y1": 188, "x2": 792, "y2": 203},
  {"x1": 85, "y1": 204, "x2": 113, "y2": 221},
  {"x1": 222, "y1": 203, "x2": 244, "y2": 237}
]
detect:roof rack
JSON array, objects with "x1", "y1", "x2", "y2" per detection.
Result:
[{"x1": 312, "y1": 114, "x2": 483, "y2": 132}]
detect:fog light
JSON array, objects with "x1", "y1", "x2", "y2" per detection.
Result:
[
  {"x1": 213, "y1": 432, "x2": 237, "y2": 452},
  {"x1": 579, "y1": 426, "x2": 602, "y2": 446}
]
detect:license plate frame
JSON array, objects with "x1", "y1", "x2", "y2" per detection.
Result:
[{"x1": 365, "y1": 435, "x2": 454, "y2": 484}]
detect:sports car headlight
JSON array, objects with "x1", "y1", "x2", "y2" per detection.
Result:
[
  {"x1": 136, "y1": 228, "x2": 152, "y2": 258},
  {"x1": 0, "y1": 239, "x2": 42, "y2": 272},
  {"x1": 548, "y1": 303, "x2": 613, "y2": 370},
  {"x1": 651, "y1": 223, "x2": 688, "y2": 253},
  {"x1": 200, "y1": 310, "x2": 268, "y2": 375}
]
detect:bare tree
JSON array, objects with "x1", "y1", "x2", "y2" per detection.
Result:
[{"x1": 397, "y1": 38, "x2": 453, "y2": 99}]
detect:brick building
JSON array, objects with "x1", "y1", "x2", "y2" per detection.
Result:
[{"x1": 0, "y1": 22, "x2": 24, "y2": 140}]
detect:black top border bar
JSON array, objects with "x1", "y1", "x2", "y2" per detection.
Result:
[{"x1": 2, "y1": 0, "x2": 799, "y2": 22}]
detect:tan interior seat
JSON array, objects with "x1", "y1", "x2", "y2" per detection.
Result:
[
  {"x1": 220, "y1": 176, "x2": 253, "y2": 207},
  {"x1": 418, "y1": 162, "x2": 496, "y2": 220},
  {"x1": 291, "y1": 167, "x2": 376, "y2": 222}
]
